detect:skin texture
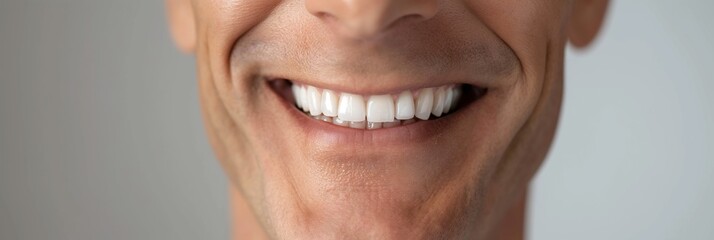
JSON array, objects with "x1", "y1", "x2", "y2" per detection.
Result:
[{"x1": 166, "y1": 0, "x2": 608, "y2": 239}]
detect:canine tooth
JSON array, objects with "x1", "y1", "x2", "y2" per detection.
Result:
[
  {"x1": 395, "y1": 91, "x2": 415, "y2": 120},
  {"x1": 432, "y1": 87, "x2": 446, "y2": 117},
  {"x1": 321, "y1": 89, "x2": 338, "y2": 117},
  {"x1": 300, "y1": 85, "x2": 309, "y2": 112},
  {"x1": 333, "y1": 117, "x2": 349, "y2": 126},
  {"x1": 307, "y1": 86, "x2": 322, "y2": 116},
  {"x1": 292, "y1": 84, "x2": 302, "y2": 109},
  {"x1": 443, "y1": 86, "x2": 454, "y2": 114},
  {"x1": 337, "y1": 93, "x2": 366, "y2": 122},
  {"x1": 415, "y1": 88, "x2": 434, "y2": 120},
  {"x1": 367, "y1": 122, "x2": 383, "y2": 129},
  {"x1": 349, "y1": 121, "x2": 366, "y2": 129},
  {"x1": 367, "y1": 95, "x2": 395, "y2": 122}
]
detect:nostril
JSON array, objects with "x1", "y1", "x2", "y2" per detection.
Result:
[{"x1": 313, "y1": 11, "x2": 332, "y2": 21}]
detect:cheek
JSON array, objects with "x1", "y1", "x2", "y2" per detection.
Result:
[
  {"x1": 466, "y1": 1, "x2": 568, "y2": 78},
  {"x1": 462, "y1": 1, "x2": 570, "y2": 143},
  {"x1": 464, "y1": 0, "x2": 569, "y2": 217},
  {"x1": 195, "y1": 0, "x2": 282, "y2": 95},
  {"x1": 191, "y1": 0, "x2": 288, "y2": 202}
]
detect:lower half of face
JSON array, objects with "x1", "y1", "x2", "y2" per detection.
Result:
[{"x1": 195, "y1": 0, "x2": 569, "y2": 239}]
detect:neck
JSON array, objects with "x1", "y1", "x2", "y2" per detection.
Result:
[{"x1": 230, "y1": 186, "x2": 526, "y2": 240}]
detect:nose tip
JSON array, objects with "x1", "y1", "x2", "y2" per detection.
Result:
[{"x1": 306, "y1": 0, "x2": 438, "y2": 39}]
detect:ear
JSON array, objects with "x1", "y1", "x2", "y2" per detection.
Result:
[
  {"x1": 567, "y1": 0, "x2": 609, "y2": 48},
  {"x1": 166, "y1": 0, "x2": 196, "y2": 53}
]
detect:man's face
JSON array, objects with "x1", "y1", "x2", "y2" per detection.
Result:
[{"x1": 168, "y1": 0, "x2": 606, "y2": 238}]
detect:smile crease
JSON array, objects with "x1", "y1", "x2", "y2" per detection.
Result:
[{"x1": 291, "y1": 82, "x2": 463, "y2": 130}]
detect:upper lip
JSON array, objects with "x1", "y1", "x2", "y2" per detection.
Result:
[
  {"x1": 255, "y1": 49, "x2": 512, "y2": 95},
  {"x1": 232, "y1": 36, "x2": 518, "y2": 96}
]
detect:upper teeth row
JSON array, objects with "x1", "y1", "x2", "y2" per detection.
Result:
[{"x1": 291, "y1": 83, "x2": 461, "y2": 122}]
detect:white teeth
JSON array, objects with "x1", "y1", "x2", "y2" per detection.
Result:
[
  {"x1": 395, "y1": 91, "x2": 415, "y2": 120},
  {"x1": 451, "y1": 87, "x2": 461, "y2": 111},
  {"x1": 367, "y1": 95, "x2": 395, "y2": 122},
  {"x1": 292, "y1": 85, "x2": 303, "y2": 109},
  {"x1": 321, "y1": 89, "x2": 338, "y2": 117},
  {"x1": 443, "y1": 86, "x2": 454, "y2": 114},
  {"x1": 431, "y1": 87, "x2": 446, "y2": 117},
  {"x1": 291, "y1": 83, "x2": 464, "y2": 129},
  {"x1": 415, "y1": 88, "x2": 434, "y2": 120},
  {"x1": 307, "y1": 86, "x2": 322, "y2": 116},
  {"x1": 300, "y1": 85, "x2": 309, "y2": 112},
  {"x1": 337, "y1": 93, "x2": 366, "y2": 122}
]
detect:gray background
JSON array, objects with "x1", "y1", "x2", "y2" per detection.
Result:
[{"x1": 0, "y1": 1, "x2": 711, "y2": 240}]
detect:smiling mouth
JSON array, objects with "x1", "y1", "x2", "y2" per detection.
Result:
[{"x1": 270, "y1": 79, "x2": 486, "y2": 130}]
